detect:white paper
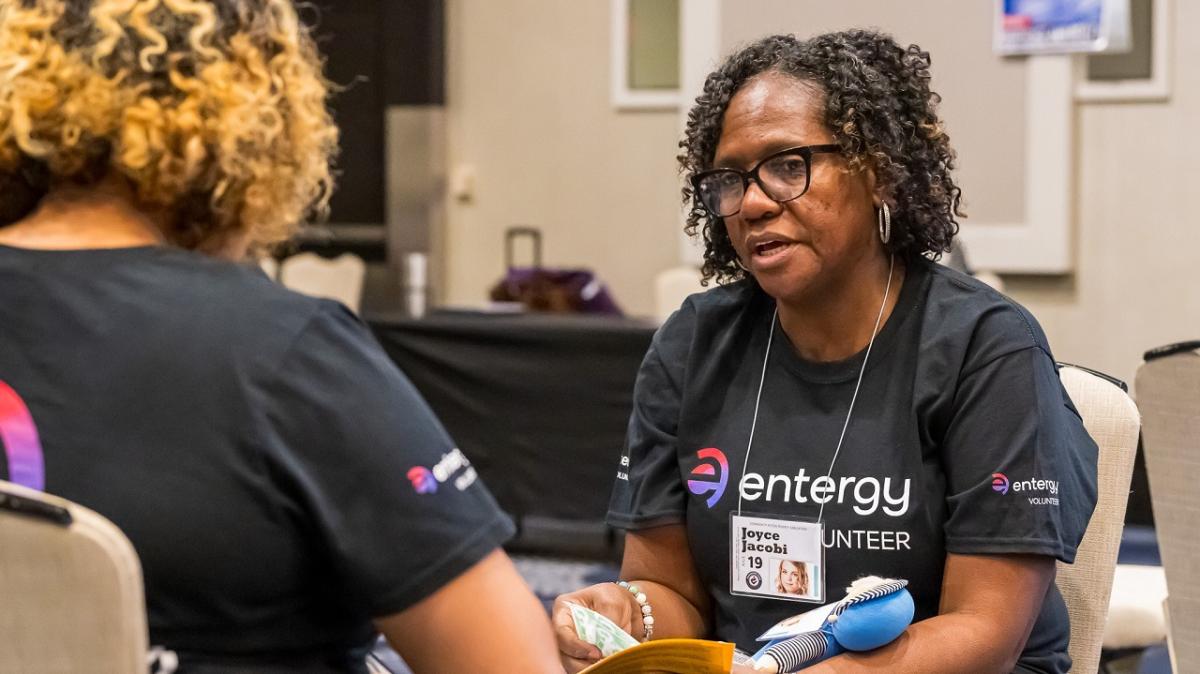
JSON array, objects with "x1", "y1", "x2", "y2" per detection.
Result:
[{"x1": 755, "y1": 602, "x2": 838, "y2": 642}]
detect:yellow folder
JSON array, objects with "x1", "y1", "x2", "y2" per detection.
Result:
[{"x1": 579, "y1": 638, "x2": 735, "y2": 674}]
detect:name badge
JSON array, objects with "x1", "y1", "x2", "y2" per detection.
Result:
[{"x1": 730, "y1": 513, "x2": 825, "y2": 603}]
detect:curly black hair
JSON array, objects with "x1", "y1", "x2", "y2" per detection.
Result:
[{"x1": 680, "y1": 30, "x2": 964, "y2": 285}]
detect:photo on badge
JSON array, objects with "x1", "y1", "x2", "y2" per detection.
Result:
[{"x1": 772, "y1": 558, "x2": 820, "y2": 601}]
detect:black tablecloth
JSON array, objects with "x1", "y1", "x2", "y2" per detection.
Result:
[{"x1": 368, "y1": 311, "x2": 656, "y2": 558}]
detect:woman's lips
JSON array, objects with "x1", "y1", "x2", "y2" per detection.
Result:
[
  {"x1": 755, "y1": 240, "x2": 791, "y2": 256},
  {"x1": 750, "y1": 241, "x2": 798, "y2": 271}
]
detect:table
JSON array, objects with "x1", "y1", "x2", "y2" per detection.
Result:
[{"x1": 368, "y1": 311, "x2": 657, "y2": 558}]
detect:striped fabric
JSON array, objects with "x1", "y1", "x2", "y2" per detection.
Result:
[
  {"x1": 762, "y1": 631, "x2": 829, "y2": 671},
  {"x1": 755, "y1": 579, "x2": 910, "y2": 672},
  {"x1": 830, "y1": 579, "x2": 909, "y2": 619}
]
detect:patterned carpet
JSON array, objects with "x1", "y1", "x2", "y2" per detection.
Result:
[{"x1": 513, "y1": 554, "x2": 621, "y2": 611}]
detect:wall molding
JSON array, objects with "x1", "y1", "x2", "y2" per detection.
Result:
[
  {"x1": 958, "y1": 55, "x2": 1075, "y2": 274},
  {"x1": 1075, "y1": 0, "x2": 1171, "y2": 103}
]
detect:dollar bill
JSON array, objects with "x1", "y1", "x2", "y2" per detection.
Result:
[{"x1": 568, "y1": 602, "x2": 641, "y2": 657}]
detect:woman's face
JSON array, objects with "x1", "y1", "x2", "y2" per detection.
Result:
[
  {"x1": 712, "y1": 72, "x2": 879, "y2": 305},
  {"x1": 780, "y1": 560, "x2": 805, "y2": 593}
]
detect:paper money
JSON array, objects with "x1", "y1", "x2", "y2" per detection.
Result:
[{"x1": 568, "y1": 602, "x2": 641, "y2": 657}]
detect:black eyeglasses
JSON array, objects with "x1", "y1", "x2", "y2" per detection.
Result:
[{"x1": 692, "y1": 144, "x2": 841, "y2": 218}]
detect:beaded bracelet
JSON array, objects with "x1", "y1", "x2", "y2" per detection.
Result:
[{"x1": 615, "y1": 580, "x2": 655, "y2": 642}]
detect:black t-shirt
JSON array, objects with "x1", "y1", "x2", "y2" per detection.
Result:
[
  {"x1": 608, "y1": 257, "x2": 1098, "y2": 673},
  {"x1": 0, "y1": 244, "x2": 514, "y2": 673}
]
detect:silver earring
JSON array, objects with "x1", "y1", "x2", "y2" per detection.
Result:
[
  {"x1": 735, "y1": 257, "x2": 750, "y2": 272},
  {"x1": 877, "y1": 203, "x2": 892, "y2": 245}
]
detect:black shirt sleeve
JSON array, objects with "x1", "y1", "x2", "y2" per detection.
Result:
[
  {"x1": 606, "y1": 301, "x2": 696, "y2": 530},
  {"x1": 256, "y1": 302, "x2": 515, "y2": 617},
  {"x1": 939, "y1": 308, "x2": 1098, "y2": 563}
]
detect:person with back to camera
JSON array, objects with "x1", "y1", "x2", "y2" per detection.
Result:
[
  {"x1": 554, "y1": 30, "x2": 1097, "y2": 673},
  {"x1": 0, "y1": 2, "x2": 561, "y2": 672}
]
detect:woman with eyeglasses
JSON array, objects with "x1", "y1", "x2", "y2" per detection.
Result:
[{"x1": 555, "y1": 31, "x2": 1097, "y2": 673}]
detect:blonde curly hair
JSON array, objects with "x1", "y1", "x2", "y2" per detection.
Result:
[{"x1": 0, "y1": 0, "x2": 338, "y2": 252}]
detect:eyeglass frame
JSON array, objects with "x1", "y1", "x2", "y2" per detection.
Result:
[{"x1": 691, "y1": 143, "x2": 842, "y2": 218}]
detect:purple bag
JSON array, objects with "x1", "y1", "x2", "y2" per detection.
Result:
[{"x1": 489, "y1": 227, "x2": 622, "y2": 316}]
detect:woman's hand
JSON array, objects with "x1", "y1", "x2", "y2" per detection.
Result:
[
  {"x1": 552, "y1": 525, "x2": 714, "y2": 673},
  {"x1": 552, "y1": 582, "x2": 641, "y2": 673}
]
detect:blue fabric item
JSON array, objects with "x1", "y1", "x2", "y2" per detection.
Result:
[
  {"x1": 1118, "y1": 525, "x2": 1162, "y2": 566},
  {"x1": 750, "y1": 587, "x2": 912, "y2": 672},
  {"x1": 1136, "y1": 642, "x2": 1172, "y2": 674},
  {"x1": 831, "y1": 589, "x2": 915, "y2": 651},
  {"x1": 822, "y1": 630, "x2": 845, "y2": 659}
]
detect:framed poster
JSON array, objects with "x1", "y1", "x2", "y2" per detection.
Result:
[
  {"x1": 996, "y1": 0, "x2": 1131, "y2": 54},
  {"x1": 611, "y1": 0, "x2": 681, "y2": 110}
]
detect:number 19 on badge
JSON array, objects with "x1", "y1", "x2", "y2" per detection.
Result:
[{"x1": 730, "y1": 513, "x2": 825, "y2": 603}]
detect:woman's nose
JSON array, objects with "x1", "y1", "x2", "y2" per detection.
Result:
[{"x1": 738, "y1": 180, "x2": 781, "y2": 222}]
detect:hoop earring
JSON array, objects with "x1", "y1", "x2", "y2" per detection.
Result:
[
  {"x1": 877, "y1": 203, "x2": 892, "y2": 245},
  {"x1": 735, "y1": 257, "x2": 750, "y2": 273}
]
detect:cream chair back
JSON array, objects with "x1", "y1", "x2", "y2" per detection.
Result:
[
  {"x1": 279, "y1": 252, "x2": 367, "y2": 313},
  {"x1": 0, "y1": 480, "x2": 149, "y2": 673},
  {"x1": 1136, "y1": 347, "x2": 1200, "y2": 673},
  {"x1": 1055, "y1": 366, "x2": 1140, "y2": 674}
]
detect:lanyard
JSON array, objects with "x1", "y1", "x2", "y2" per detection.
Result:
[{"x1": 735, "y1": 255, "x2": 896, "y2": 523}]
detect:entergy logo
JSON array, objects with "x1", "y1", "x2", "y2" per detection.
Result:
[
  {"x1": 407, "y1": 466, "x2": 438, "y2": 494},
  {"x1": 687, "y1": 447, "x2": 729, "y2": 508},
  {"x1": 991, "y1": 472, "x2": 1010, "y2": 495},
  {"x1": 407, "y1": 448, "x2": 477, "y2": 495},
  {"x1": 0, "y1": 379, "x2": 45, "y2": 491}
]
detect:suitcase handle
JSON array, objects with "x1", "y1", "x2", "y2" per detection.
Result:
[{"x1": 506, "y1": 226, "x2": 542, "y2": 269}]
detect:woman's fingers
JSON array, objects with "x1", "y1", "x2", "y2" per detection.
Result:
[
  {"x1": 553, "y1": 583, "x2": 641, "y2": 670},
  {"x1": 552, "y1": 592, "x2": 603, "y2": 667}
]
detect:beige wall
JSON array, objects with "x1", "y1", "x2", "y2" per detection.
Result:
[{"x1": 442, "y1": 0, "x2": 681, "y2": 317}]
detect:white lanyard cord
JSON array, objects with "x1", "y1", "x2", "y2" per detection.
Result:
[
  {"x1": 816, "y1": 254, "x2": 895, "y2": 522},
  {"x1": 737, "y1": 303, "x2": 777, "y2": 517},
  {"x1": 736, "y1": 255, "x2": 896, "y2": 522}
]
